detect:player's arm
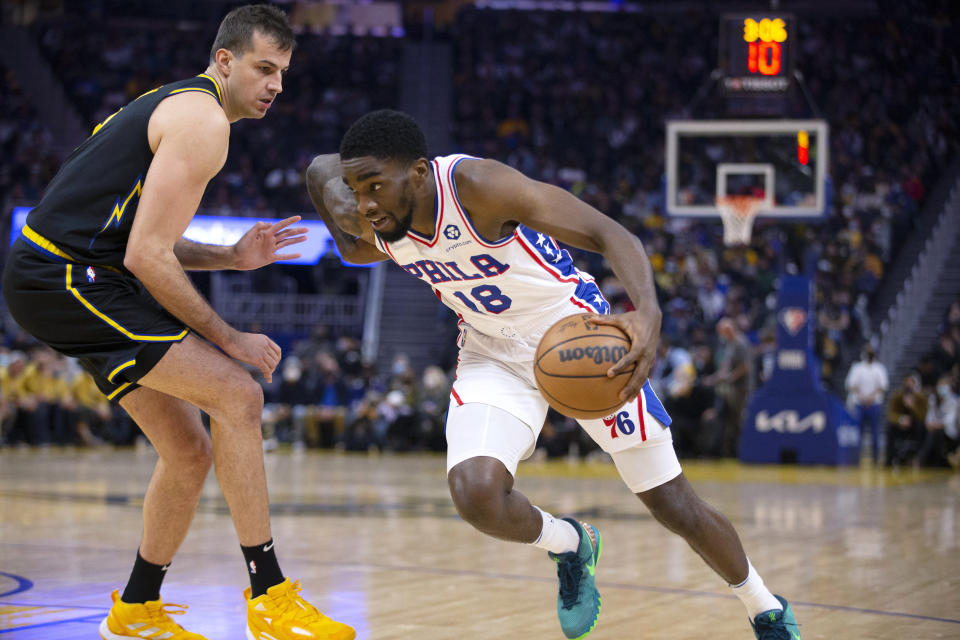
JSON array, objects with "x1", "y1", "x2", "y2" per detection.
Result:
[
  {"x1": 455, "y1": 158, "x2": 661, "y2": 402},
  {"x1": 306, "y1": 154, "x2": 387, "y2": 264},
  {"x1": 173, "y1": 215, "x2": 308, "y2": 271},
  {"x1": 172, "y1": 237, "x2": 235, "y2": 270},
  {"x1": 125, "y1": 93, "x2": 279, "y2": 380}
]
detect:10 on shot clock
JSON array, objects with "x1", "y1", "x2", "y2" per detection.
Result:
[{"x1": 721, "y1": 14, "x2": 796, "y2": 93}]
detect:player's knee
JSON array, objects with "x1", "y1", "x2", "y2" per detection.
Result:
[
  {"x1": 640, "y1": 477, "x2": 705, "y2": 536},
  {"x1": 230, "y1": 373, "x2": 264, "y2": 406},
  {"x1": 242, "y1": 377, "x2": 266, "y2": 413},
  {"x1": 448, "y1": 463, "x2": 508, "y2": 527},
  {"x1": 209, "y1": 375, "x2": 264, "y2": 426},
  {"x1": 192, "y1": 432, "x2": 214, "y2": 467},
  {"x1": 182, "y1": 438, "x2": 214, "y2": 475},
  {"x1": 161, "y1": 430, "x2": 212, "y2": 476}
]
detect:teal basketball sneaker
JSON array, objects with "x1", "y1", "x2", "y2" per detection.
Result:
[
  {"x1": 547, "y1": 518, "x2": 602, "y2": 639},
  {"x1": 750, "y1": 595, "x2": 802, "y2": 640}
]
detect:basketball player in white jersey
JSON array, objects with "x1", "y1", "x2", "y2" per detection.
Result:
[{"x1": 306, "y1": 110, "x2": 801, "y2": 640}]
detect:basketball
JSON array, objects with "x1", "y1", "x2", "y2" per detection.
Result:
[{"x1": 534, "y1": 313, "x2": 634, "y2": 420}]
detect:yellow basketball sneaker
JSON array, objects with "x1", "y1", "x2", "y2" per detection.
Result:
[
  {"x1": 99, "y1": 589, "x2": 207, "y2": 639},
  {"x1": 245, "y1": 578, "x2": 355, "y2": 640}
]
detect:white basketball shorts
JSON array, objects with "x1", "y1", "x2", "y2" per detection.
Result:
[{"x1": 446, "y1": 326, "x2": 682, "y2": 493}]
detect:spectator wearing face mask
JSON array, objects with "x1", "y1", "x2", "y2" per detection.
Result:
[
  {"x1": 917, "y1": 375, "x2": 958, "y2": 468},
  {"x1": 309, "y1": 351, "x2": 349, "y2": 448},
  {"x1": 844, "y1": 344, "x2": 889, "y2": 463},
  {"x1": 262, "y1": 356, "x2": 313, "y2": 451},
  {"x1": 886, "y1": 373, "x2": 927, "y2": 467},
  {"x1": 417, "y1": 366, "x2": 451, "y2": 452}
]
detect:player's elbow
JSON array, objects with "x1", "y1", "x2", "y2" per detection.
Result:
[
  {"x1": 307, "y1": 154, "x2": 340, "y2": 187},
  {"x1": 123, "y1": 250, "x2": 144, "y2": 276},
  {"x1": 591, "y1": 219, "x2": 637, "y2": 256},
  {"x1": 123, "y1": 244, "x2": 162, "y2": 279},
  {"x1": 305, "y1": 162, "x2": 322, "y2": 194}
]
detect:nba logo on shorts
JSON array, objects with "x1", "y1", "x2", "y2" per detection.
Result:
[
  {"x1": 779, "y1": 308, "x2": 806, "y2": 335},
  {"x1": 443, "y1": 224, "x2": 461, "y2": 240},
  {"x1": 86, "y1": 266, "x2": 96, "y2": 283}
]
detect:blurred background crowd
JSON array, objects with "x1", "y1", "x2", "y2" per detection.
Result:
[{"x1": 1, "y1": 0, "x2": 957, "y2": 467}]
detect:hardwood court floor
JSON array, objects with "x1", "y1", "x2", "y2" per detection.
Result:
[{"x1": 1, "y1": 447, "x2": 958, "y2": 639}]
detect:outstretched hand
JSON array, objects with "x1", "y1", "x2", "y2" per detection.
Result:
[
  {"x1": 589, "y1": 309, "x2": 662, "y2": 402},
  {"x1": 233, "y1": 215, "x2": 308, "y2": 270}
]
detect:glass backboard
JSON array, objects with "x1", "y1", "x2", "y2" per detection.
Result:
[{"x1": 664, "y1": 119, "x2": 829, "y2": 220}]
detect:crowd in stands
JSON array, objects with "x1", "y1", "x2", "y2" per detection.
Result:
[
  {"x1": 0, "y1": 61, "x2": 62, "y2": 216},
  {"x1": 2, "y1": 3, "x2": 958, "y2": 466},
  {"x1": 884, "y1": 296, "x2": 960, "y2": 469},
  {"x1": 0, "y1": 327, "x2": 453, "y2": 454},
  {"x1": 256, "y1": 328, "x2": 450, "y2": 454},
  {"x1": 0, "y1": 342, "x2": 139, "y2": 447}
]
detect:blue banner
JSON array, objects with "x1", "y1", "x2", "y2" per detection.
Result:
[{"x1": 8, "y1": 206, "x2": 372, "y2": 268}]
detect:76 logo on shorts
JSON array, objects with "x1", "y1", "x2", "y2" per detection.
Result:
[{"x1": 603, "y1": 411, "x2": 635, "y2": 439}]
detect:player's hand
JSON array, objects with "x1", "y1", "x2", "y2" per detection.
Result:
[
  {"x1": 224, "y1": 332, "x2": 282, "y2": 383},
  {"x1": 589, "y1": 309, "x2": 662, "y2": 402},
  {"x1": 233, "y1": 216, "x2": 308, "y2": 270}
]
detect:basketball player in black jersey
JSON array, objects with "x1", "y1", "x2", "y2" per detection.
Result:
[{"x1": 1, "y1": 6, "x2": 353, "y2": 640}]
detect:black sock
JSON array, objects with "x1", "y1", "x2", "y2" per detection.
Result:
[
  {"x1": 241, "y1": 538, "x2": 284, "y2": 598},
  {"x1": 121, "y1": 550, "x2": 169, "y2": 604}
]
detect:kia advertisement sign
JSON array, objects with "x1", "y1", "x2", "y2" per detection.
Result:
[{"x1": 741, "y1": 275, "x2": 859, "y2": 465}]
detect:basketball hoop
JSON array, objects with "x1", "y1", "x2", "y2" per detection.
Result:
[{"x1": 716, "y1": 195, "x2": 763, "y2": 246}]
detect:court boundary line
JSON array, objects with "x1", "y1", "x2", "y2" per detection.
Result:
[
  {"x1": 0, "y1": 613, "x2": 102, "y2": 634},
  {"x1": 0, "y1": 572, "x2": 33, "y2": 598},
  {"x1": 0, "y1": 600, "x2": 109, "y2": 611}
]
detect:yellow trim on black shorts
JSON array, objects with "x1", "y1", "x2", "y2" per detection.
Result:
[
  {"x1": 21, "y1": 225, "x2": 123, "y2": 273},
  {"x1": 64, "y1": 264, "x2": 189, "y2": 343},
  {"x1": 107, "y1": 359, "x2": 137, "y2": 382},
  {"x1": 22, "y1": 224, "x2": 77, "y2": 261},
  {"x1": 107, "y1": 382, "x2": 132, "y2": 401}
]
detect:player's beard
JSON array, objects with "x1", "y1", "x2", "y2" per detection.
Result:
[{"x1": 374, "y1": 184, "x2": 416, "y2": 243}]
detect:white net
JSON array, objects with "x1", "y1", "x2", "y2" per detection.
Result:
[{"x1": 716, "y1": 195, "x2": 762, "y2": 246}]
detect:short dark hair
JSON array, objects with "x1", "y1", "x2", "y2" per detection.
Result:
[
  {"x1": 340, "y1": 110, "x2": 428, "y2": 165},
  {"x1": 210, "y1": 4, "x2": 295, "y2": 63}
]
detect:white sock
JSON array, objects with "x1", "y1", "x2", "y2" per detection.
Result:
[
  {"x1": 530, "y1": 507, "x2": 580, "y2": 554},
  {"x1": 730, "y1": 560, "x2": 783, "y2": 619}
]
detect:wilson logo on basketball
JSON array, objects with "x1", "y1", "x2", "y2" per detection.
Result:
[
  {"x1": 535, "y1": 313, "x2": 633, "y2": 420},
  {"x1": 558, "y1": 345, "x2": 628, "y2": 365}
]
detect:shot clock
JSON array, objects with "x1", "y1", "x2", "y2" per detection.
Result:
[{"x1": 720, "y1": 14, "x2": 796, "y2": 93}]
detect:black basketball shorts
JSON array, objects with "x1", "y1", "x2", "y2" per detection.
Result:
[{"x1": 2, "y1": 238, "x2": 189, "y2": 402}]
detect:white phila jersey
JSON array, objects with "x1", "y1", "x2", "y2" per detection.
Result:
[{"x1": 371, "y1": 154, "x2": 610, "y2": 347}]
